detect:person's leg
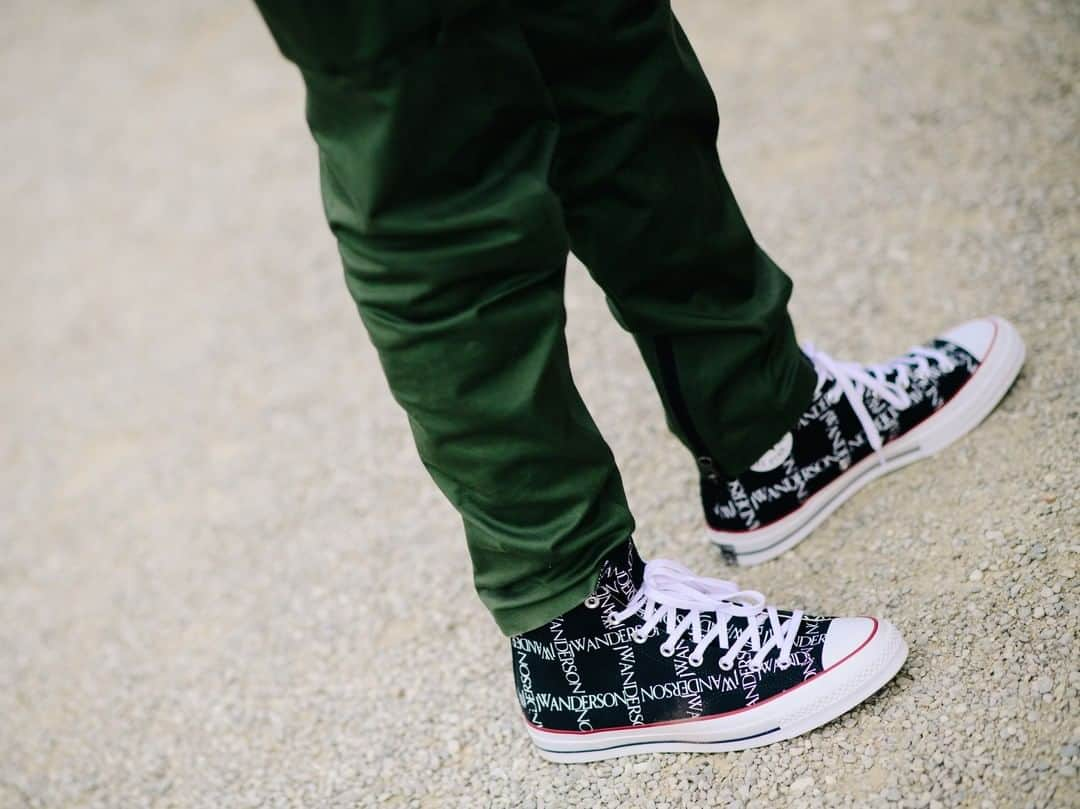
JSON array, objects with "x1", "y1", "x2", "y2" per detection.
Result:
[
  {"x1": 512, "y1": 0, "x2": 1025, "y2": 569},
  {"x1": 253, "y1": 0, "x2": 633, "y2": 634},
  {"x1": 253, "y1": 2, "x2": 918, "y2": 761},
  {"x1": 512, "y1": 0, "x2": 816, "y2": 478}
]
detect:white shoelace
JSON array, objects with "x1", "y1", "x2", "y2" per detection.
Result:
[
  {"x1": 801, "y1": 342, "x2": 955, "y2": 457},
  {"x1": 604, "y1": 560, "x2": 803, "y2": 672}
]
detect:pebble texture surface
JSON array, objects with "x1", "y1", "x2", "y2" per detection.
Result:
[{"x1": 2, "y1": 1, "x2": 1077, "y2": 807}]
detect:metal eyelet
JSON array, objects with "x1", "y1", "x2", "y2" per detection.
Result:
[
  {"x1": 659, "y1": 643, "x2": 676, "y2": 658},
  {"x1": 688, "y1": 653, "x2": 704, "y2": 667},
  {"x1": 777, "y1": 656, "x2": 792, "y2": 670},
  {"x1": 583, "y1": 595, "x2": 600, "y2": 609},
  {"x1": 632, "y1": 629, "x2": 648, "y2": 644},
  {"x1": 718, "y1": 657, "x2": 734, "y2": 671}
]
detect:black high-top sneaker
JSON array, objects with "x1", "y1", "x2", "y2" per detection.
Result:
[
  {"x1": 704, "y1": 316, "x2": 1025, "y2": 566},
  {"x1": 511, "y1": 540, "x2": 908, "y2": 763}
]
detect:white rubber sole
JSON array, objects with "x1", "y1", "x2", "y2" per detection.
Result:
[
  {"x1": 526, "y1": 618, "x2": 908, "y2": 763},
  {"x1": 709, "y1": 317, "x2": 1026, "y2": 566}
]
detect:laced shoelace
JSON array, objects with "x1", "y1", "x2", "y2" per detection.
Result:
[
  {"x1": 603, "y1": 560, "x2": 803, "y2": 672},
  {"x1": 801, "y1": 342, "x2": 956, "y2": 458}
]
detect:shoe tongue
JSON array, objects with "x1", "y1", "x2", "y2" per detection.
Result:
[{"x1": 594, "y1": 538, "x2": 645, "y2": 605}]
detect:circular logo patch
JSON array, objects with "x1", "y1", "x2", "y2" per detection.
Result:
[{"x1": 749, "y1": 432, "x2": 794, "y2": 473}]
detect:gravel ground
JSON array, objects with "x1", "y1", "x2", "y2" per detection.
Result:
[{"x1": 2, "y1": 1, "x2": 1078, "y2": 807}]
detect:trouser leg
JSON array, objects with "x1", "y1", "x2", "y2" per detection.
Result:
[
  {"x1": 253, "y1": 0, "x2": 634, "y2": 635},
  {"x1": 513, "y1": 0, "x2": 817, "y2": 477}
]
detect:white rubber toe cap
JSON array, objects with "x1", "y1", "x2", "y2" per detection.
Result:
[
  {"x1": 821, "y1": 617, "x2": 877, "y2": 669},
  {"x1": 939, "y1": 317, "x2": 1001, "y2": 361}
]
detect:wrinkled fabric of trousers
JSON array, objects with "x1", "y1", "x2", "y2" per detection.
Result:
[{"x1": 254, "y1": 0, "x2": 816, "y2": 635}]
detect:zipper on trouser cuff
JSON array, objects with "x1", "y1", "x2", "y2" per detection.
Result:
[
  {"x1": 697, "y1": 456, "x2": 721, "y2": 485},
  {"x1": 653, "y1": 336, "x2": 720, "y2": 484}
]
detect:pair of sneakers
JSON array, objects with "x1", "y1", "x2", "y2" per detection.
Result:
[{"x1": 513, "y1": 316, "x2": 1025, "y2": 762}]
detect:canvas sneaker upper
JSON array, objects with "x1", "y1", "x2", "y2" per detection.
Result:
[
  {"x1": 511, "y1": 541, "x2": 888, "y2": 739},
  {"x1": 702, "y1": 335, "x2": 980, "y2": 534}
]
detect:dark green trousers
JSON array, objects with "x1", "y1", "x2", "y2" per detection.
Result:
[{"x1": 255, "y1": 0, "x2": 815, "y2": 634}]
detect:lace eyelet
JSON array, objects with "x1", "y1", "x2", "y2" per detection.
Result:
[
  {"x1": 718, "y1": 657, "x2": 734, "y2": 671},
  {"x1": 688, "y1": 653, "x2": 704, "y2": 667},
  {"x1": 777, "y1": 656, "x2": 792, "y2": 670},
  {"x1": 583, "y1": 595, "x2": 600, "y2": 609},
  {"x1": 632, "y1": 630, "x2": 648, "y2": 644},
  {"x1": 659, "y1": 643, "x2": 675, "y2": 658}
]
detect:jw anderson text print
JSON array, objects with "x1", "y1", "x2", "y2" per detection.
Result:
[
  {"x1": 511, "y1": 541, "x2": 908, "y2": 762},
  {"x1": 703, "y1": 317, "x2": 1025, "y2": 565}
]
